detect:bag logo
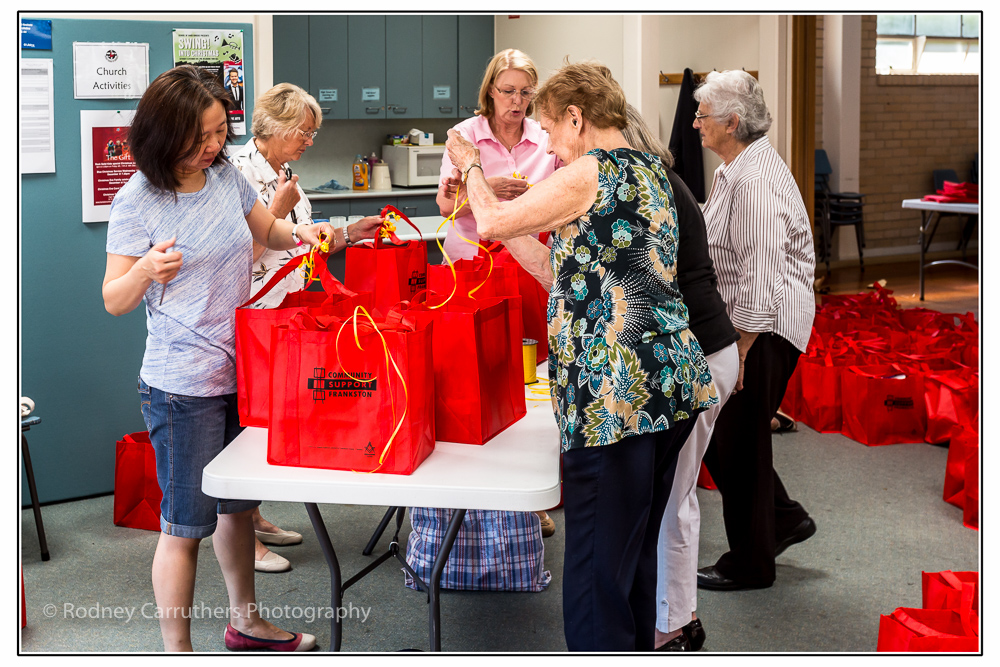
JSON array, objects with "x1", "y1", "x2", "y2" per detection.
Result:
[
  {"x1": 408, "y1": 270, "x2": 426, "y2": 294},
  {"x1": 308, "y1": 367, "x2": 376, "y2": 401},
  {"x1": 884, "y1": 395, "x2": 914, "y2": 411},
  {"x1": 364, "y1": 442, "x2": 376, "y2": 457}
]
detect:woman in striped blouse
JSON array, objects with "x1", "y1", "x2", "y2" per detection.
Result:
[{"x1": 691, "y1": 70, "x2": 817, "y2": 592}]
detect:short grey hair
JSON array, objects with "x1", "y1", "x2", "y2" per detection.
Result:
[
  {"x1": 251, "y1": 83, "x2": 322, "y2": 141},
  {"x1": 693, "y1": 70, "x2": 771, "y2": 144}
]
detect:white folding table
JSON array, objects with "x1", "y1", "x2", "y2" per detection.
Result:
[
  {"x1": 901, "y1": 199, "x2": 979, "y2": 300},
  {"x1": 202, "y1": 391, "x2": 560, "y2": 652}
]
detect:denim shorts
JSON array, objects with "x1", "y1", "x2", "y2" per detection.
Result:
[{"x1": 138, "y1": 377, "x2": 260, "y2": 539}]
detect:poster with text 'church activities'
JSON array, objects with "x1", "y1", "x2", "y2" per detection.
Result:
[{"x1": 173, "y1": 29, "x2": 245, "y2": 135}]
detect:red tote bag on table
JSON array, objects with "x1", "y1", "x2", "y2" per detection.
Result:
[
  {"x1": 841, "y1": 365, "x2": 926, "y2": 446},
  {"x1": 480, "y1": 239, "x2": 552, "y2": 365},
  {"x1": 236, "y1": 253, "x2": 371, "y2": 427},
  {"x1": 345, "y1": 209, "x2": 428, "y2": 317},
  {"x1": 113, "y1": 432, "x2": 162, "y2": 531},
  {"x1": 267, "y1": 311, "x2": 435, "y2": 475},
  {"x1": 401, "y1": 295, "x2": 525, "y2": 444}
]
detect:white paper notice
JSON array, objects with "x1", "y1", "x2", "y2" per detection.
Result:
[
  {"x1": 80, "y1": 109, "x2": 137, "y2": 223},
  {"x1": 19, "y1": 58, "x2": 56, "y2": 174}
]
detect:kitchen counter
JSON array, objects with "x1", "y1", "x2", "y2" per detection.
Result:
[{"x1": 303, "y1": 186, "x2": 438, "y2": 200}]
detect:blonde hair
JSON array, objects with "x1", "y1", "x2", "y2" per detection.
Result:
[
  {"x1": 534, "y1": 59, "x2": 627, "y2": 130},
  {"x1": 475, "y1": 49, "x2": 539, "y2": 119},
  {"x1": 251, "y1": 83, "x2": 322, "y2": 141},
  {"x1": 622, "y1": 103, "x2": 674, "y2": 168}
]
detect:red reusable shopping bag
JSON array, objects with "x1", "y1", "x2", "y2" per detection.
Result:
[
  {"x1": 943, "y1": 424, "x2": 978, "y2": 508},
  {"x1": 963, "y1": 438, "x2": 979, "y2": 530},
  {"x1": 267, "y1": 311, "x2": 435, "y2": 475},
  {"x1": 921, "y1": 369, "x2": 979, "y2": 445},
  {"x1": 840, "y1": 365, "x2": 926, "y2": 446},
  {"x1": 696, "y1": 462, "x2": 717, "y2": 490},
  {"x1": 236, "y1": 253, "x2": 371, "y2": 427},
  {"x1": 797, "y1": 355, "x2": 845, "y2": 433},
  {"x1": 922, "y1": 571, "x2": 979, "y2": 614},
  {"x1": 402, "y1": 295, "x2": 526, "y2": 444},
  {"x1": 876, "y1": 607, "x2": 979, "y2": 652},
  {"x1": 113, "y1": 432, "x2": 162, "y2": 531},
  {"x1": 344, "y1": 209, "x2": 428, "y2": 317},
  {"x1": 480, "y1": 239, "x2": 552, "y2": 365}
]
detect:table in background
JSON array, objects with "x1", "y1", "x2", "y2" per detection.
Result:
[
  {"x1": 202, "y1": 389, "x2": 559, "y2": 652},
  {"x1": 901, "y1": 199, "x2": 979, "y2": 300}
]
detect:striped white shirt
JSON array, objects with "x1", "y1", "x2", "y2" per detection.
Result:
[{"x1": 702, "y1": 136, "x2": 816, "y2": 352}]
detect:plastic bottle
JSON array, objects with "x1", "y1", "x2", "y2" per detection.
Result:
[
  {"x1": 367, "y1": 152, "x2": 378, "y2": 187},
  {"x1": 352, "y1": 154, "x2": 368, "y2": 191}
]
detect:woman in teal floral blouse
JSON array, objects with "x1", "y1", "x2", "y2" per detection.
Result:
[{"x1": 445, "y1": 60, "x2": 718, "y2": 651}]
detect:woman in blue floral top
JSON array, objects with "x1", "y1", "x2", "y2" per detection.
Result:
[{"x1": 445, "y1": 60, "x2": 717, "y2": 651}]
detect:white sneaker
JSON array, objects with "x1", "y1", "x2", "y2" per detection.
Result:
[
  {"x1": 254, "y1": 550, "x2": 291, "y2": 573},
  {"x1": 255, "y1": 529, "x2": 303, "y2": 546}
]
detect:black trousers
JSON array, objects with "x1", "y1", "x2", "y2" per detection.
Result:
[
  {"x1": 702, "y1": 332, "x2": 809, "y2": 587},
  {"x1": 562, "y1": 418, "x2": 696, "y2": 652}
]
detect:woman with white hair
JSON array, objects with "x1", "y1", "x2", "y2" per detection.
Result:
[
  {"x1": 690, "y1": 70, "x2": 817, "y2": 592},
  {"x1": 229, "y1": 83, "x2": 381, "y2": 574}
]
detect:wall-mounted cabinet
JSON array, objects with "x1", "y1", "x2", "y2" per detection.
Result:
[
  {"x1": 458, "y1": 16, "x2": 496, "y2": 118},
  {"x1": 274, "y1": 15, "x2": 494, "y2": 122}
]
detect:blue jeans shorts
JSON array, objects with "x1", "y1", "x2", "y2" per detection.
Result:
[{"x1": 138, "y1": 377, "x2": 260, "y2": 539}]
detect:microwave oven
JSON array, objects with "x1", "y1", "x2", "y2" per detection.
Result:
[{"x1": 381, "y1": 144, "x2": 445, "y2": 188}]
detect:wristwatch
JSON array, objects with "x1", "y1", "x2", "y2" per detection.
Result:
[
  {"x1": 462, "y1": 162, "x2": 483, "y2": 183},
  {"x1": 342, "y1": 225, "x2": 351, "y2": 247}
]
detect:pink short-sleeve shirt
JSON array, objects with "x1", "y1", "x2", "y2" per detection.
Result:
[{"x1": 439, "y1": 115, "x2": 561, "y2": 260}]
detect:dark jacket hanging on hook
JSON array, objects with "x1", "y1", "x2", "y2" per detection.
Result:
[{"x1": 668, "y1": 68, "x2": 705, "y2": 203}]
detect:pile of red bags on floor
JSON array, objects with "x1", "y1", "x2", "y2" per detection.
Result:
[
  {"x1": 877, "y1": 570, "x2": 979, "y2": 652},
  {"x1": 780, "y1": 284, "x2": 980, "y2": 528},
  {"x1": 780, "y1": 284, "x2": 979, "y2": 447},
  {"x1": 922, "y1": 181, "x2": 979, "y2": 204}
]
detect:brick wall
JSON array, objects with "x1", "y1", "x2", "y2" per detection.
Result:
[{"x1": 858, "y1": 15, "x2": 979, "y2": 252}]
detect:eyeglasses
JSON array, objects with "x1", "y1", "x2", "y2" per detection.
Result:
[
  {"x1": 694, "y1": 111, "x2": 711, "y2": 122},
  {"x1": 295, "y1": 129, "x2": 319, "y2": 140},
  {"x1": 494, "y1": 86, "x2": 536, "y2": 101}
]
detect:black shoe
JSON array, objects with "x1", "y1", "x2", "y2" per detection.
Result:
[
  {"x1": 775, "y1": 517, "x2": 817, "y2": 557},
  {"x1": 682, "y1": 618, "x2": 706, "y2": 651},
  {"x1": 654, "y1": 633, "x2": 691, "y2": 651},
  {"x1": 697, "y1": 566, "x2": 756, "y2": 591}
]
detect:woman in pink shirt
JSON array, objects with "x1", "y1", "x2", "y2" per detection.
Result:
[{"x1": 437, "y1": 49, "x2": 561, "y2": 262}]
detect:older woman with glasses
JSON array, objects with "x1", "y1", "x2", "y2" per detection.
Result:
[
  {"x1": 690, "y1": 70, "x2": 817, "y2": 593},
  {"x1": 446, "y1": 60, "x2": 718, "y2": 651},
  {"x1": 231, "y1": 83, "x2": 381, "y2": 309},
  {"x1": 437, "y1": 48, "x2": 561, "y2": 263},
  {"x1": 229, "y1": 83, "x2": 380, "y2": 575}
]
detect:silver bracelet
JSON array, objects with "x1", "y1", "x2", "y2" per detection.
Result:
[{"x1": 342, "y1": 225, "x2": 351, "y2": 247}]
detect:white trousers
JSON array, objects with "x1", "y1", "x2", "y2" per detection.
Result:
[{"x1": 655, "y1": 342, "x2": 740, "y2": 633}]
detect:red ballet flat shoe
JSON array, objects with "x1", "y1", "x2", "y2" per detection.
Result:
[{"x1": 224, "y1": 624, "x2": 317, "y2": 652}]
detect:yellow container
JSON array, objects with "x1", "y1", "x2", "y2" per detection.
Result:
[{"x1": 522, "y1": 338, "x2": 538, "y2": 384}]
